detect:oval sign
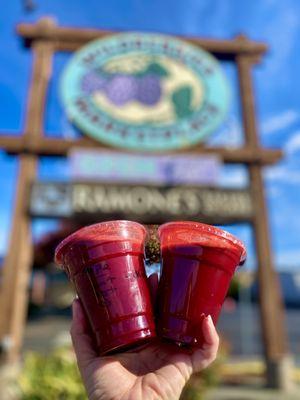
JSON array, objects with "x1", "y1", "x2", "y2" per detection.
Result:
[{"x1": 61, "y1": 32, "x2": 229, "y2": 152}]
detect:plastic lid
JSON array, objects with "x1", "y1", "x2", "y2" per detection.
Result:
[
  {"x1": 158, "y1": 221, "x2": 246, "y2": 264},
  {"x1": 55, "y1": 220, "x2": 146, "y2": 266}
]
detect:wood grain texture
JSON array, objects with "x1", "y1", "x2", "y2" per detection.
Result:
[
  {"x1": 237, "y1": 54, "x2": 288, "y2": 363},
  {"x1": 0, "y1": 40, "x2": 54, "y2": 362},
  {"x1": 17, "y1": 18, "x2": 267, "y2": 58},
  {"x1": 0, "y1": 135, "x2": 282, "y2": 165}
]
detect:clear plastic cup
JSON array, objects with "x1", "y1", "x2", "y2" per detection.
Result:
[
  {"x1": 55, "y1": 220, "x2": 156, "y2": 354},
  {"x1": 157, "y1": 221, "x2": 246, "y2": 348}
]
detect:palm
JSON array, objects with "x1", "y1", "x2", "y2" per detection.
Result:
[
  {"x1": 83, "y1": 343, "x2": 193, "y2": 400},
  {"x1": 71, "y1": 300, "x2": 219, "y2": 400}
]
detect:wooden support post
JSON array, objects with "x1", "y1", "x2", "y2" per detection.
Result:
[
  {"x1": 0, "y1": 155, "x2": 37, "y2": 362},
  {"x1": 0, "y1": 37, "x2": 53, "y2": 363},
  {"x1": 237, "y1": 54, "x2": 292, "y2": 390}
]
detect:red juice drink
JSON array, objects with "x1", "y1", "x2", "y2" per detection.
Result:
[
  {"x1": 55, "y1": 220, "x2": 156, "y2": 355},
  {"x1": 157, "y1": 221, "x2": 246, "y2": 348}
]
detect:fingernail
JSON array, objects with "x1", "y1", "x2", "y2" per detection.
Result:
[{"x1": 206, "y1": 315, "x2": 213, "y2": 324}]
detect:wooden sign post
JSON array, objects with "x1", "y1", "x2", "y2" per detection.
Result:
[{"x1": 0, "y1": 17, "x2": 291, "y2": 389}]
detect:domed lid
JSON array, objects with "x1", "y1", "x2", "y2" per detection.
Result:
[
  {"x1": 55, "y1": 220, "x2": 146, "y2": 266},
  {"x1": 158, "y1": 221, "x2": 246, "y2": 265}
]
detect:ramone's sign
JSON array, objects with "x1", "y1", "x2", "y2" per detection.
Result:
[{"x1": 29, "y1": 182, "x2": 253, "y2": 224}]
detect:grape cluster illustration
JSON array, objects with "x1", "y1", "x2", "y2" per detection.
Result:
[
  {"x1": 80, "y1": 62, "x2": 165, "y2": 107},
  {"x1": 80, "y1": 71, "x2": 106, "y2": 94},
  {"x1": 136, "y1": 74, "x2": 161, "y2": 105},
  {"x1": 80, "y1": 60, "x2": 194, "y2": 119},
  {"x1": 104, "y1": 74, "x2": 138, "y2": 106}
]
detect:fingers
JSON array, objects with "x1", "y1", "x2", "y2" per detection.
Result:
[
  {"x1": 191, "y1": 315, "x2": 219, "y2": 372},
  {"x1": 70, "y1": 299, "x2": 98, "y2": 369},
  {"x1": 148, "y1": 272, "x2": 159, "y2": 304},
  {"x1": 202, "y1": 315, "x2": 219, "y2": 349}
]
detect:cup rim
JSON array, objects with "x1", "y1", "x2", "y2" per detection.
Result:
[
  {"x1": 55, "y1": 220, "x2": 147, "y2": 266},
  {"x1": 158, "y1": 221, "x2": 246, "y2": 264}
]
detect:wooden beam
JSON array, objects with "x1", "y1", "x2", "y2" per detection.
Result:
[
  {"x1": 0, "y1": 135, "x2": 282, "y2": 165},
  {"x1": 0, "y1": 40, "x2": 54, "y2": 363},
  {"x1": 52, "y1": 38, "x2": 265, "y2": 60},
  {"x1": 237, "y1": 54, "x2": 290, "y2": 389},
  {"x1": 0, "y1": 135, "x2": 26, "y2": 152},
  {"x1": 17, "y1": 18, "x2": 267, "y2": 57}
]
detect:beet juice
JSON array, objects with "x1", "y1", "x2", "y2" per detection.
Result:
[
  {"x1": 157, "y1": 221, "x2": 246, "y2": 348},
  {"x1": 55, "y1": 220, "x2": 156, "y2": 355}
]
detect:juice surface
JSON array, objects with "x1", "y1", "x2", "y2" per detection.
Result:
[{"x1": 158, "y1": 221, "x2": 246, "y2": 265}]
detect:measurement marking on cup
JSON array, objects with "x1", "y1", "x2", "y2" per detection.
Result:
[
  {"x1": 100, "y1": 298, "x2": 111, "y2": 307},
  {"x1": 125, "y1": 270, "x2": 146, "y2": 280},
  {"x1": 102, "y1": 263, "x2": 111, "y2": 271},
  {"x1": 102, "y1": 287, "x2": 118, "y2": 295},
  {"x1": 106, "y1": 277, "x2": 117, "y2": 283},
  {"x1": 85, "y1": 264, "x2": 118, "y2": 307},
  {"x1": 87, "y1": 263, "x2": 111, "y2": 274},
  {"x1": 100, "y1": 287, "x2": 118, "y2": 307},
  {"x1": 96, "y1": 276, "x2": 117, "y2": 287}
]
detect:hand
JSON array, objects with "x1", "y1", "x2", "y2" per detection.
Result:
[{"x1": 70, "y1": 274, "x2": 219, "y2": 400}]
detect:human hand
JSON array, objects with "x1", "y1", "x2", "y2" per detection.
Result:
[{"x1": 70, "y1": 274, "x2": 219, "y2": 400}]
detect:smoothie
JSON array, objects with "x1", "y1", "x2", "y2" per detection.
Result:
[
  {"x1": 55, "y1": 220, "x2": 156, "y2": 354},
  {"x1": 157, "y1": 221, "x2": 246, "y2": 348}
]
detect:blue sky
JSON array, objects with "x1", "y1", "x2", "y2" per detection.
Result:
[{"x1": 1, "y1": 0, "x2": 300, "y2": 270}]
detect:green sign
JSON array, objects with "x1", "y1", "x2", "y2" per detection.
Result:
[{"x1": 61, "y1": 33, "x2": 229, "y2": 151}]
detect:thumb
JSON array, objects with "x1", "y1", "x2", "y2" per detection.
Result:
[
  {"x1": 70, "y1": 299, "x2": 98, "y2": 369},
  {"x1": 191, "y1": 315, "x2": 219, "y2": 372}
]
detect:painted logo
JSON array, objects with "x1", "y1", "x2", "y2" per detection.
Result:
[{"x1": 61, "y1": 33, "x2": 229, "y2": 151}]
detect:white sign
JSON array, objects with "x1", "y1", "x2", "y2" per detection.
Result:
[{"x1": 69, "y1": 149, "x2": 221, "y2": 185}]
